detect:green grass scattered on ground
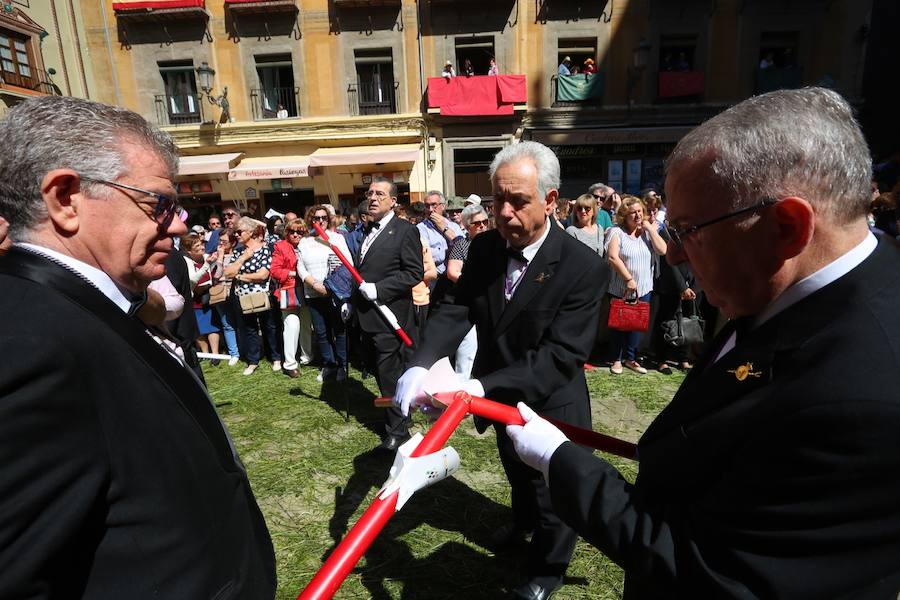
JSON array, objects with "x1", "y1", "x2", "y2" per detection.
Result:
[{"x1": 204, "y1": 361, "x2": 684, "y2": 599}]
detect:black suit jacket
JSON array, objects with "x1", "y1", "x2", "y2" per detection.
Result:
[
  {"x1": 415, "y1": 224, "x2": 608, "y2": 424},
  {"x1": 549, "y1": 236, "x2": 900, "y2": 598},
  {"x1": 353, "y1": 216, "x2": 423, "y2": 334},
  {"x1": 0, "y1": 248, "x2": 276, "y2": 599}
]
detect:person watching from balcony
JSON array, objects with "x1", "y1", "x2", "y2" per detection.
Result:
[
  {"x1": 582, "y1": 58, "x2": 597, "y2": 74},
  {"x1": 558, "y1": 56, "x2": 572, "y2": 76},
  {"x1": 488, "y1": 57, "x2": 499, "y2": 76},
  {"x1": 463, "y1": 59, "x2": 474, "y2": 77},
  {"x1": 276, "y1": 103, "x2": 288, "y2": 119},
  {"x1": 442, "y1": 60, "x2": 455, "y2": 79}
]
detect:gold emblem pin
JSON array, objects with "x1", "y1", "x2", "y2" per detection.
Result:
[
  {"x1": 535, "y1": 272, "x2": 550, "y2": 283},
  {"x1": 728, "y1": 362, "x2": 762, "y2": 381}
]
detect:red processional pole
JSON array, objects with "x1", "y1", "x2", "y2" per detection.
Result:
[
  {"x1": 298, "y1": 392, "x2": 638, "y2": 599},
  {"x1": 297, "y1": 393, "x2": 471, "y2": 599},
  {"x1": 313, "y1": 223, "x2": 412, "y2": 347}
]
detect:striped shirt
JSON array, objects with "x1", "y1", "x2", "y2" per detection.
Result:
[{"x1": 605, "y1": 226, "x2": 656, "y2": 297}]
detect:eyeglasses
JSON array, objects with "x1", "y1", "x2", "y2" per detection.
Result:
[
  {"x1": 591, "y1": 194, "x2": 607, "y2": 201},
  {"x1": 665, "y1": 199, "x2": 777, "y2": 245},
  {"x1": 365, "y1": 190, "x2": 390, "y2": 199},
  {"x1": 311, "y1": 215, "x2": 328, "y2": 223},
  {"x1": 223, "y1": 212, "x2": 237, "y2": 218},
  {"x1": 80, "y1": 176, "x2": 177, "y2": 225},
  {"x1": 287, "y1": 229, "x2": 303, "y2": 235},
  {"x1": 234, "y1": 228, "x2": 244, "y2": 235},
  {"x1": 469, "y1": 218, "x2": 489, "y2": 228},
  {"x1": 575, "y1": 206, "x2": 593, "y2": 212}
]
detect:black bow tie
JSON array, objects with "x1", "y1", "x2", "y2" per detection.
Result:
[
  {"x1": 506, "y1": 246, "x2": 527, "y2": 263},
  {"x1": 364, "y1": 221, "x2": 381, "y2": 235}
]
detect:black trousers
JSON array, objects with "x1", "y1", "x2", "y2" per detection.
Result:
[
  {"x1": 361, "y1": 328, "x2": 411, "y2": 438},
  {"x1": 494, "y1": 416, "x2": 579, "y2": 587}
]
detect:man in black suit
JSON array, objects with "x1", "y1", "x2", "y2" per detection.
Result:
[
  {"x1": 395, "y1": 142, "x2": 608, "y2": 600},
  {"x1": 355, "y1": 177, "x2": 423, "y2": 451},
  {"x1": 0, "y1": 96, "x2": 275, "y2": 598},
  {"x1": 506, "y1": 87, "x2": 900, "y2": 597}
]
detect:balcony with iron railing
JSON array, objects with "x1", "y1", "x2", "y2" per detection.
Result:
[
  {"x1": 0, "y1": 68, "x2": 62, "y2": 96},
  {"x1": 154, "y1": 92, "x2": 204, "y2": 126},
  {"x1": 348, "y1": 80, "x2": 398, "y2": 116},
  {"x1": 250, "y1": 87, "x2": 300, "y2": 120}
]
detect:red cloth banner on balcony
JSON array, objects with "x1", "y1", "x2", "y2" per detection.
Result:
[
  {"x1": 658, "y1": 71, "x2": 705, "y2": 98},
  {"x1": 427, "y1": 75, "x2": 526, "y2": 116},
  {"x1": 112, "y1": 0, "x2": 204, "y2": 10}
]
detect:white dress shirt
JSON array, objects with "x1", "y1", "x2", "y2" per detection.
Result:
[
  {"x1": 504, "y1": 218, "x2": 552, "y2": 301},
  {"x1": 360, "y1": 210, "x2": 395, "y2": 262}
]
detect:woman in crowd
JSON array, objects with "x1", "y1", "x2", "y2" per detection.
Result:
[
  {"x1": 605, "y1": 196, "x2": 666, "y2": 375},
  {"x1": 296, "y1": 205, "x2": 353, "y2": 382},
  {"x1": 565, "y1": 193, "x2": 604, "y2": 256},
  {"x1": 225, "y1": 217, "x2": 282, "y2": 376},
  {"x1": 266, "y1": 214, "x2": 284, "y2": 249},
  {"x1": 554, "y1": 197, "x2": 571, "y2": 228},
  {"x1": 270, "y1": 218, "x2": 311, "y2": 378},
  {"x1": 181, "y1": 232, "x2": 222, "y2": 360},
  {"x1": 213, "y1": 228, "x2": 241, "y2": 365},
  {"x1": 446, "y1": 204, "x2": 490, "y2": 379}
]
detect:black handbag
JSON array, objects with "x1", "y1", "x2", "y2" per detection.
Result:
[{"x1": 661, "y1": 300, "x2": 705, "y2": 348}]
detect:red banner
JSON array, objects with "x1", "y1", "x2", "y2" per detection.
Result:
[
  {"x1": 658, "y1": 71, "x2": 705, "y2": 98},
  {"x1": 427, "y1": 75, "x2": 527, "y2": 116}
]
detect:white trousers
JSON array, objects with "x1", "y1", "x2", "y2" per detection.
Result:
[
  {"x1": 282, "y1": 305, "x2": 313, "y2": 370},
  {"x1": 454, "y1": 325, "x2": 477, "y2": 380}
]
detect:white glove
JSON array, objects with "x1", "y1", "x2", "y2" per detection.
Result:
[
  {"x1": 359, "y1": 281, "x2": 377, "y2": 301},
  {"x1": 419, "y1": 377, "x2": 484, "y2": 420},
  {"x1": 340, "y1": 303, "x2": 352, "y2": 322},
  {"x1": 506, "y1": 402, "x2": 569, "y2": 483},
  {"x1": 394, "y1": 366, "x2": 429, "y2": 416}
]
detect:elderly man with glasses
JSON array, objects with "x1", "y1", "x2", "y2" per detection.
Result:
[
  {"x1": 504, "y1": 88, "x2": 900, "y2": 597},
  {"x1": 355, "y1": 177, "x2": 424, "y2": 452},
  {"x1": 588, "y1": 182, "x2": 616, "y2": 229},
  {"x1": 0, "y1": 96, "x2": 276, "y2": 598}
]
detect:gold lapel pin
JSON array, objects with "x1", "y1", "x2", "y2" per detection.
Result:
[
  {"x1": 728, "y1": 362, "x2": 762, "y2": 381},
  {"x1": 535, "y1": 272, "x2": 550, "y2": 283}
]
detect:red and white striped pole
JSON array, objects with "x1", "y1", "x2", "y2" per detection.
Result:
[{"x1": 313, "y1": 223, "x2": 413, "y2": 347}]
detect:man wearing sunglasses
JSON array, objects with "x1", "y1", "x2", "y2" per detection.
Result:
[
  {"x1": 505, "y1": 88, "x2": 900, "y2": 597},
  {"x1": 0, "y1": 96, "x2": 275, "y2": 598}
]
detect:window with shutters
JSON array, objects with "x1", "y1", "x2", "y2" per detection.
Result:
[{"x1": 0, "y1": 28, "x2": 35, "y2": 88}]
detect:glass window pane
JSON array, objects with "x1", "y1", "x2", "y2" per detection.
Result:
[
  {"x1": 14, "y1": 40, "x2": 26, "y2": 52},
  {"x1": 0, "y1": 48, "x2": 11, "y2": 60},
  {"x1": 17, "y1": 51, "x2": 28, "y2": 63},
  {"x1": 19, "y1": 64, "x2": 30, "y2": 77},
  {"x1": 2, "y1": 60, "x2": 13, "y2": 73}
]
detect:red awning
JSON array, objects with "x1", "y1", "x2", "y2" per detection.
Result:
[
  {"x1": 427, "y1": 75, "x2": 527, "y2": 116},
  {"x1": 112, "y1": 0, "x2": 204, "y2": 11}
]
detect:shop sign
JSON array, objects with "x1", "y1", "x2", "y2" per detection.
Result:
[
  {"x1": 244, "y1": 187, "x2": 257, "y2": 199},
  {"x1": 532, "y1": 126, "x2": 694, "y2": 146},
  {"x1": 228, "y1": 165, "x2": 309, "y2": 181}
]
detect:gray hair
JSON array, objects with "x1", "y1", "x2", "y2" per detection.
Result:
[
  {"x1": 236, "y1": 216, "x2": 266, "y2": 238},
  {"x1": 489, "y1": 141, "x2": 560, "y2": 201},
  {"x1": 460, "y1": 204, "x2": 487, "y2": 227},
  {"x1": 371, "y1": 176, "x2": 397, "y2": 199},
  {"x1": 666, "y1": 87, "x2": 872, "y2": 223},
  {"x1": 0, "y1": 95, "x2": 178, "y2": 241},
  {"x1": 588, "y1": 182, "x2": 613, "y2": 197},
  {"x1": 425, "y1": 190, "x2": 445, "y2": 203}
]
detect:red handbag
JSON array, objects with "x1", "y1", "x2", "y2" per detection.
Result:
[{"x1": 608, "y1": 292, "x2": 650, "y2": 332}]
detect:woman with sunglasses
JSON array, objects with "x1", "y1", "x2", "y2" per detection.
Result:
[
  {"x1": 224, "y1": 217, "x2": 282, "y2": 376},
  {"x1": 445, "y1": 204, "x2": 490, "y2": 378},
  {"x1": 296, "y1": 205, "x2": 353, "y2": 382},
  {"x1": 212, "y1": 228, "x2": 241, "y2": 366},
  {"x1": 270, "y1": 218, "x2": 312, "y2": 378},
  {"x1": 565, "y1": 193, "x2": 604, "y2": 256},
  {"x1": 605, "y1": 196, "x2": 667, "y2": 375}
]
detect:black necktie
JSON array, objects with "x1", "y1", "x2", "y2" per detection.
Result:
[
  {"x1": 506, "y1": 246, "x2": 527, "y2": 263},
  {"x1": 364, "y1": 221, "x2": 381, "y2": 235}
]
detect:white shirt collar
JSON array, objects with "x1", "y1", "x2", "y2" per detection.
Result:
[
  {"x1": 508, "y1": 218, "x2": 552, "y2": 263},
  {"x1": 16, "y1": 242, "x2": 134, "y2": 313},
  {"x1": 374, "y1": 209, "x2": 394, "y2": 230},
  {"x1": 754, "y1": 232, "x2": 878, "y2": 328}
]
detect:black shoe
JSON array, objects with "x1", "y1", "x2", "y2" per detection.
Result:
[
  {"x1": 322, "y1": 365, "x2": 338, "y2": 381},
  {"x1": 335, "y1": 367, "x2": 348, "y2": 382},
  {"x1": 361, "y1": 369, "x2": 370, "y2": 380},
  {"x1": 510, "y1": 578, "x2": 562, "y2": 600},
  {"x1": 489, "y1": 523, "x2": 532, "y2": 549},
  {"x1": 376, "y1": 434, "x2": 410, "y2": 453}
]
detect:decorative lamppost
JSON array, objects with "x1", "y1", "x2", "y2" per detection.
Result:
[{"x1": 196, "y1": 61, "x2": 230, "y2": 124}]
